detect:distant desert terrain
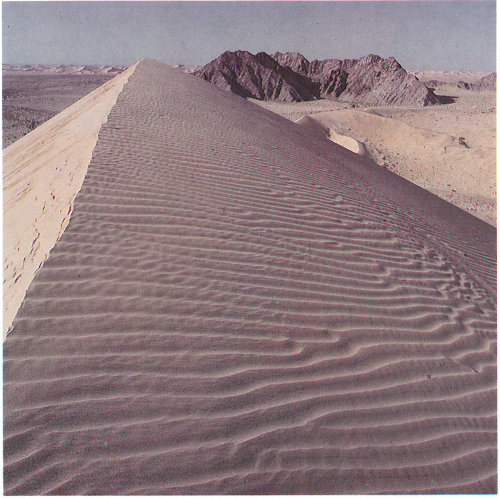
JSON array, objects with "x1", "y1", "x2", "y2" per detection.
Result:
[
  {"x1": 3, "y1": 60, "x2": 496, "y2": 494},
  {"x1": 3, "y1": 66, "x2": 125, "y2": 147},
  {"x1": 409, "y1": 69, "x2": 492, "y2": 85}
]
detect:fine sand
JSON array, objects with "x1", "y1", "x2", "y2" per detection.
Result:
[
  {"x1": 3, "y1": 60, "x2": 497, "y2": 494},
  {"x1": 295, "y1": 115, "x2": 367, "y2": 156}
]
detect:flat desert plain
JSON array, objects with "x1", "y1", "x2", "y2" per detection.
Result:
[
  {"x1": 3, "y1": 60, "x2": 497, "y2": 494},
  {"x1": 3, "y1": 66, "x2": 123, "y2": 147}
]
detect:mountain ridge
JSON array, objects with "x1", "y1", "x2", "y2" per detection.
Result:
[{"x1": 196, "y1": 50, "x2": 439, "y2": 105}]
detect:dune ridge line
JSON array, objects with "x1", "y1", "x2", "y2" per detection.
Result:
[{"x1": 3, "y1": 62, "x2": 138, "y2": 337}]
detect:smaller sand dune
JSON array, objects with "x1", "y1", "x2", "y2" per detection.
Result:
[
  {"x1": 3, "y1": 64, "x2": 137, "y2": 337},
  {"x1": 295, "y1": 115, "x2": 366, "y2": 155},
  {"x1": 299, "y1": 109, "x2": 496, "y2": 225}
]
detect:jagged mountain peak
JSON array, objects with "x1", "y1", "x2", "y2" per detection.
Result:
[{"x1": 194, "y1": 50, "x2": 318, "y2": 102}]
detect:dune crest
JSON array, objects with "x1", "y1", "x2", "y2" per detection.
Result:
[{"x1": 3, "y1": 63, "x2": 137, "y2": 336}]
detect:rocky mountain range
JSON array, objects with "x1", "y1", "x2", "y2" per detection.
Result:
[
  {"x1": 194, "y1": 51, "x2": 439, "y2": 106},
  {"x1": 418, "y1": 73, "x2": 496, "y2": 91},
  {"x1": 194, "y1": 51, "x2": 317, "y2": 102},
  {"x1": 2, "y1": 64, "x2": 128, "y2": 75},
  {"x1": 471, "y1": 72, "x2": 496, "y2": 91}
]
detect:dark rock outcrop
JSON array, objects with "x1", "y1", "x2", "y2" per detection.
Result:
[
  {"x1": 457, "y1": 81, "x2": 471, "y2": 90},
  {"x1": 196, "y1": 50, "x2": 438, "y2": 106},
  {"x1": 194, "y1": 50, "x2": 318, "y2": 102},
  {"x1": 272, "y1": 53, "x2": 349, "y2": 98},
  {"x1": 274, "y1": 52, "x2": 439, "y2": 106},
  {"x1": 421, "y1": 74, "x2": 495, "y2": 92}
]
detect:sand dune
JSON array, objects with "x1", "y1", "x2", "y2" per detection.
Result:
[
  {"x1": 295, "y1": 115, "x2": 367, "y2": 155},
  {"x1": 3, "y1": 59, "x2": 497, "y2": 494},
  {"x1": 299, "y1": 106, "x2": 496, "y2": 225}
]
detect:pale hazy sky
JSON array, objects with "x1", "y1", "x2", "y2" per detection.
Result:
[{"x1": 2, "y1": 1, "x2": 496, "y2": 71}]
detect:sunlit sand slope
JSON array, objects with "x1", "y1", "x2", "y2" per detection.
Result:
[
  {"x1": 3, "y1": 64, "x2": 137, "y2": 336},
  {"x1": 4, "y1": 59, "x2": 496, "y2": 494}
]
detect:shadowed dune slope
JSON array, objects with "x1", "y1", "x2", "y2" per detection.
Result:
[{"x1": 4, "y1": 59, "x2": 497, "y2": 494}]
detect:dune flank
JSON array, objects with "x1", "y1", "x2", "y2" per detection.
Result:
[
  {"x1": 3, "y1": 59, "x2": 497, "y2": 494},
  {"x1": 3, "y1": 63, "x2": 136, "y2": 336}
]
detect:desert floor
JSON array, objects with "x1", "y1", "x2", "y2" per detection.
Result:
[
  {"x1": 253, "y1": 87, "x2": 496, "y2": 226},
  {"x1": 3, "y1": 73, "x2": 117, "y2": 147}
]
